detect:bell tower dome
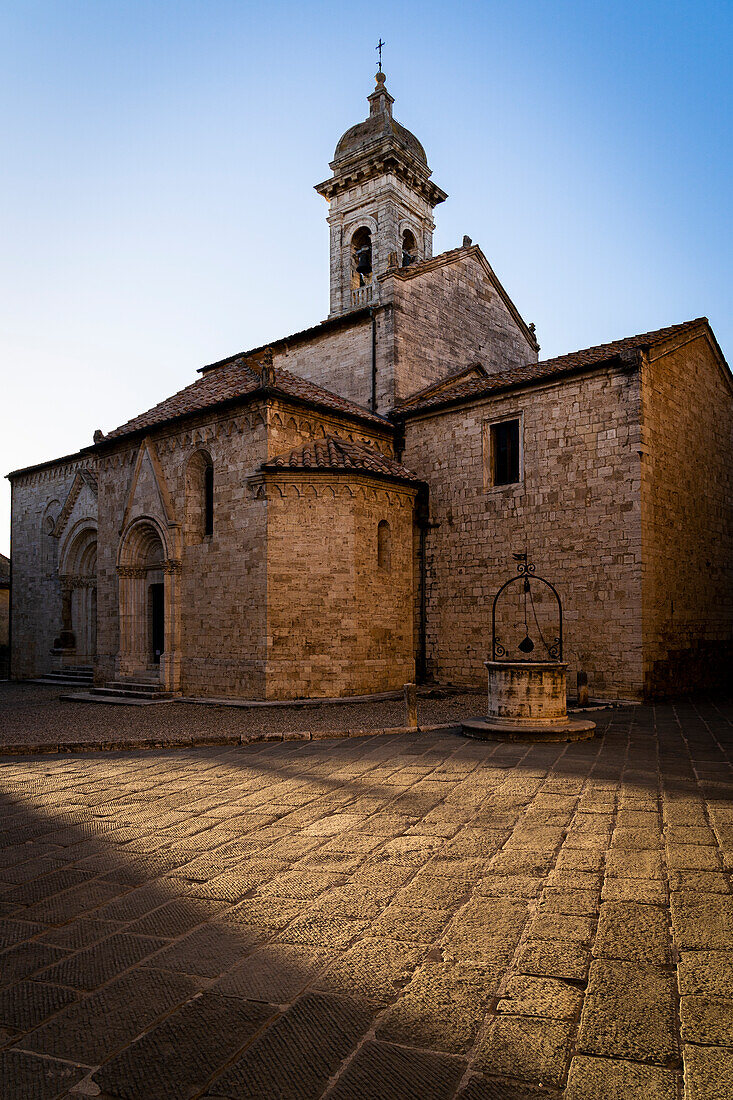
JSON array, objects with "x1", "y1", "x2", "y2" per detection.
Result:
[{"x1": 315, "y1": 72, "x2": 447, "y2": 317}]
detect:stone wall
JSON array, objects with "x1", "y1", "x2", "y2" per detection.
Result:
[
  {"x1": 274, "y1": 315, "x2": 375, "y2": 414},
  {"x1": 9, "y1": 455, "x2": 95, "y2": 679},
  {"x1": 0, "y1": 588, "x2": 8, "y2": 678},
  {"x1": 94, "y1": 397, "x2": 399, "y2": 698},
  {"x1": 280, "y1": 251, "x2": 537, "y2": 418},
  {"x1": 95, "y1": 406, "x2": 271, "y2": 697},
  {"x1": 265, "y1": 400, "x2": 394, "y2": 462},
  {"x1": 0, "y1": 588, "x2": 8, "y2": 649},
  {"x1": 640, "y1": 333, "x2": 733, "y2": 695},
  {"x1": 401, "y1": 364, "x2": 645, "y2": 700},
  {"x1": 265, "y1": 475, "x2": 416, "y2": 698},
  {"x1": 389, "y1": 250, "x2": 538, "y2": 403}
]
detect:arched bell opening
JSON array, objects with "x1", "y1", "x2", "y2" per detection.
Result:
[
  {"x1": 401, "y1": 228, "x2": 418, "y2": 267},
  {"x1": 116, "y1": 519, "x2": 179, "y2": 687},
  {"x1": 351, "y1": 226, "x2": 373, "y2": 288}
]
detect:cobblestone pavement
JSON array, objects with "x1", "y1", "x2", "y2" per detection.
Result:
[{"x1": 0, "y1": 700, "x2": 731, "y2": 1099}]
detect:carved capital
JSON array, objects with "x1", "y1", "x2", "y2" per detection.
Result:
[
  {"x1": 117, "y1": 565, "x2": 146, "y2": 579},
  {"x1": 162, "y1": 559, "x2": 183, "y2": 576}
]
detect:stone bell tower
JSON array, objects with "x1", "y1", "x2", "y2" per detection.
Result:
[{"x1": 315, "y1": 72, "x2": 447, "y2": 318}]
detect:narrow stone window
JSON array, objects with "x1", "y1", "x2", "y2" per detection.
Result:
[
  {"x1": 491, "y1": 419, "x2": 521, "y2": 486},
  {"x1": 401, "y1": 229, "x2": 417, "y2": 267},
  {"x1": 185, "y1": 450, "x2": 214, "y2": 542},
  {"x1": 351, "y1": 227, "x2": 373, "y2": 288},
  {"x1": 204, "y1": 463, "x2": 214, "y2": 537},
  {"x1": 377, "y1": 520, "x2": 391, "y2": 572}
]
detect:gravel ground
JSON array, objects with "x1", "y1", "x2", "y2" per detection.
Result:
[{"x1": 0, "y1": 683, "x2": 486, "y2": 749}]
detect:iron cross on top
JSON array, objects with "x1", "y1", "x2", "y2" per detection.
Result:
[{"x1": 376, "y1": 38, "x2": 385, "y2": 70}]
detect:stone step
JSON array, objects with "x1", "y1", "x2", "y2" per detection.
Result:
[
  {"x1": 93, "y1": 684, "x2": 175, "y2": 700},
  {"x1": 46, "y1": 669, "x2": 93, "y2": 678},
  {"x1": 104, "y1": 677, "x2": 165, "y2": 686},
  {"x1": 35, "y1": 669, "x2": 95, "y2": 686}
]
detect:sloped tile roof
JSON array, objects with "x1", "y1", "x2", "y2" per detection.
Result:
[
  {"x1": 102, "y1": 358, "x2": 388, "y2": 441},
  {"x1": 395, "y1": 318, "x2": 710, "y2": 417},
  {"x1": 262, "y1": 436, "x2": 422, "y2": 484}
]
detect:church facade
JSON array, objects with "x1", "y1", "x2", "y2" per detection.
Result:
[{"x1": 8, "y1": 73, "x2": 733, "y2": 701}]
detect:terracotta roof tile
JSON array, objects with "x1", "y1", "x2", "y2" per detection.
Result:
[
  {"x1": 395, "y1": 318, "x2": 709, "y2": 416},
  {"x1": 262, "y1": 436, "x2": 422, "y2": 484},
  {"x1": 102, "y1": 359, "x2": 388, "y2": 441}
]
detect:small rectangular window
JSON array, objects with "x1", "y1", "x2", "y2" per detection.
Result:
[{"x1": 490, "y1": 418, "x2": 521, "y2": 486}]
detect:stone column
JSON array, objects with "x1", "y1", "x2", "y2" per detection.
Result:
[
  {"x1": 161, "y1": 559, "x2": 182, "y2": 692},
  {"x1": 116, "y1": 566, "x2": 146, "y2": 679}
]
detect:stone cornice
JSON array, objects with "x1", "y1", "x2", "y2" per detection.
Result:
[
  {"x1": 248, "y1": 470, "x2": 420, "y2": 503},
  {"x1": 316, "y1": 151, "x2": 447, "y2": 207},
  {"x1": 7, "y1": 453, "x2": 96, "y2": 486}
]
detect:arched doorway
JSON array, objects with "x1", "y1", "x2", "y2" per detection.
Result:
[
  {"x1": 117, "y1": 519, "x2": 181, "y2": 689},
  {"x1": 58, "y1": 523, "x2": 97, "y2": 667}
]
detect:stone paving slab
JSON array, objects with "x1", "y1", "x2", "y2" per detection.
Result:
[{"x1": 0, "y1": 698, "x2": 731, "y2": 1097}]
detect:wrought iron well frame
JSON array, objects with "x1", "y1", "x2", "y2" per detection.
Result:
[{"x1": 491, "y1": 557, "x2": 563, "y2": 662}]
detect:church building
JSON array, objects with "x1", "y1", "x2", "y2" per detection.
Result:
[{"x1": 8, "y1": 72, "x2": 733, "y2": 702}]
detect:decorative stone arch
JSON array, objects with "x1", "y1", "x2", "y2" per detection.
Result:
[
  {"x1": 345, "y1": 215, "x2": 378, "y2": 292},
  {"x1": 346, "y1": 215, "x2": 378, "y2": 247},
  {"x1": 57, "y1": 519, "x2": 98, "y2": 665},
  {"x1": 116, "y1": 515, "x2": 181, "y2": 690}
]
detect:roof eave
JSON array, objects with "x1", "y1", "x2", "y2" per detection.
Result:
[
  {"x1": 7, "y1": 445, "x2": 97, "y2": 482},
  {"x1": 97, "y1": 386, "x2": 393, "y2": 450},
  {"x1": 259, "y1": 465, "x2": 424, "y2": 491},
  {"x1": 393, "y1": 353, "x2": 638, "y2": 421}
]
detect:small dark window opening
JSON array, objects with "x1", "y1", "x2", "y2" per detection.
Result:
[
  {"x1": 402, "y1": 229, "x2": 417, "y2": 267},
  {"x1": 150, "y1": 582, "x2": 164, "y2": 663},
  {"x1": 204, "y1": 463, "x2": 214, "y2": 536},
  {"x1": 491, "y1": 419, "x2": 520, "y2": 485}
]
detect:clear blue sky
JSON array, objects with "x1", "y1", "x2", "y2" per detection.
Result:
[{"x1": 2, "y1": 0, "x2": 731, "y2": 555}]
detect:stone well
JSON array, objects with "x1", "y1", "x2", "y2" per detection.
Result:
[{"x1": 461, "y1": 659, "x2": 596, "y2": 742}]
